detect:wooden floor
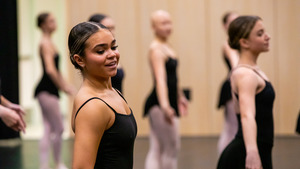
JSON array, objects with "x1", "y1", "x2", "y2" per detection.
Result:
[{"x1": 0, "y1": 136, "x2": 299, "y2": 169}]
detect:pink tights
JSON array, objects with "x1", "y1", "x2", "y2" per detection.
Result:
[
  {"x1": 145, "y1": 106, "x2": 180, "y2": 169},
  {"x1": 37, "y1": 92, "x2": 64, "y2": 169}
]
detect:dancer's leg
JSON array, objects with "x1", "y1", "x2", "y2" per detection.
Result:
[
  {"x1": 145, "y1": 106, "x2": 180, "y2": 169},
  {"x1": 37, "y1": 92, "x2": 66, "y2": 169}
]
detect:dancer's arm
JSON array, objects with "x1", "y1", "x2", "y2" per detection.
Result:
[
  {"x1": 232, "y1": 68, "x2": 262, "y2": 169},
  {"x1": 177, "y1": 81, "x2": 188, "y2": 116},
  {"x1": 1, "y1": 96, "x2": 25, "y2": 115},
  {"x1": 149, "y1": 46, "x2": 175, "y2": 124},
  {"x1": 223, "y1": 42, "x2": 239, "y2": 68},
  {"x1": 72, "y1": 99, "x2": 113, "y2": 169}
]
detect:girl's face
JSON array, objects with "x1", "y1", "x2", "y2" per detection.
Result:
[
  {"x1": 101, "y1": 17, "x2": 116, "y2": 36},
  {"x1": 82, "y1": 29, "x2": 120, "y2": 79},
  {"x1": 45, "y1": 14, "x2": 56, "y2": 32},
  {"x1": 153, "y1": 14, "x2": 172, "y2": 39},
  {"x1": 246, "y1": 20, "x2": 271, "y2": 54}
]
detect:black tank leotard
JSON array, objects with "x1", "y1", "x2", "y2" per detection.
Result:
[
  {"x1": 144, "y1": 57, "x2": 179, "y2": 117},
  {"x1": 74, "y1": 90, "x2": 137, "y2": 169},
  {"x1": 111, "y1": 68, "x2": 124, "y2": 93},
  {"x1": 34, "y1": 54, "x2": 59, "y2": 97},
  {"x1": 218, "y1": 54, "x2": 232, "y2": 108},
  {"x1": 217, "y1": 67, "x2": 275, "y2": 169}
]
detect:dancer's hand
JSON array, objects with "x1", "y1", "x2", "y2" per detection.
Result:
[
  {"x1": 245, "y1": 150, "x2": 263, "y2": 169},
  {"x1": 0, "y1": 107, "x2": 26, "y2": 133},
  {"x1": 162, "y1": 106, "x2": 175, "y2": 124},
  {"x1": 178, "y1": 96, "x2": 188, "y2": 116},
  {"x1": 6, "y1": 103, "x2": 26, "y2": 132},
  {"x1": 7, "y1": 103, "x2": 26, "y2": 116}
]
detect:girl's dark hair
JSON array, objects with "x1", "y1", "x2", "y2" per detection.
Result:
[
  {"x1": 88, "y1": 14, "x2": 107, "y2": 23},
  {"x1": 37, "y1": 12, "x2": 49, "y2": 28},
  {"x1": 222, "y1": 12, "x2": 233, "y2": 25},
  {"x1": 68, "y1": 22, "x2": 107, "y2": 70},
  {"x1": 228, "y1": 15, "x2": 261, "y2": 51}
]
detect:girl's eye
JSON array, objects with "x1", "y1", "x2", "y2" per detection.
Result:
[
  {"x1": 97, "y1": 51, "x2": 105, "y2": 54},
  {"x1": 111, "y1": 45, "x2": 118, "y2": 50},
  {"x1": 257, "y1": 30, "x2": 264, "y2": 37}
]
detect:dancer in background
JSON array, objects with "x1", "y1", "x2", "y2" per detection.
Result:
[
  {"x1": 144, "y1": 10, "x2": 188, "y2": 169},
  {"x1": 69, "y1": 21, "x2": 137, "y2": 169},
  {"x1": 217, "y1": 12, "x2": 239, "y2": 155},
  {"x1": 89, "y1": 14, "x2": 125, "y2": 93},
  {"x1": 217, "y1": 16, "x2": 274, "y2": 169},
  {"x1": 34, "y1": 13, "x2": 74, "y2": 169}
]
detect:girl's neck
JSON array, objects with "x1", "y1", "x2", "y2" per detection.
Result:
[
  {"x1": 154, "y1": 36, "x2": 167, "y2": 43},
  {"x1": 83, "y1": 75, "x2": 112, "y2": 93},
  {"x1": 239, "y1": 50, "x2": 259, "y2": 67},
  {"x1": 42, "y1": 30, "x2": 52, "y2": 38}
]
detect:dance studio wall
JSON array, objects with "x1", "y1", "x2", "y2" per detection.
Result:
[{"x1": 19, "y1": 0, "x2": 300, "y2": 137}]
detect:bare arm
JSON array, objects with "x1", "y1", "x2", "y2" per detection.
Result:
[
  {"x1": 72, "y1": 99, "x2": 112, "y2": 169},
  {"x1": 232, "y1": 69, "x2": 262, "y2": 169},
  {"x1": 1, "y1": 95, "x2": 13, "y2": 107},
  {"x1": 149, "y1": 47, "x2": 175, "y2": 123},
  {"x1": 1, "y1": 96, "x2": 25, "y2": 114},
  {"x1": 176, "y1": 71, "x2": 188, "y2": 116},
  {"x1": 223, "y1": 42, "x2": 239, "y2": 68}
]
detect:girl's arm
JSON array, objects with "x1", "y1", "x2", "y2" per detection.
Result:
[
  {"x1": 149, "y1": 47, "x2": 175, "y2": 124},
  {"x1": 177, "y1": 77, "x2": 188, "y2": 116},
  {"x1": 223, "y1": 42, "x2": 239, "y2": 69},
  {"x1": 72, "y1": 99, "x2": 113, "y2": 169},
  {"x1": 232, "y1": 68, "x2": 262, "y2": 169}
]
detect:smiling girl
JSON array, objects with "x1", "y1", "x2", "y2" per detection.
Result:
[{"x1": 69, "y1": 22, "x2": 137, "y2": 169}]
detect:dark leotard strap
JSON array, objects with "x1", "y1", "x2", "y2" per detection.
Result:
[
  {"x1": 232, "y1": 64, "x2": 269, "y2": 98},
  {"x1": 232, "y1": 64, "x2": 268, "y2": 81},
  {"x1": 74, "y1": 97, "x2": 117, "y2": 121},
  {"x1": 114, "y1": 88, "x2": 128, "y2": 104},
  {"x1": 74, "y1": 88, "x2": 130, "y2": 121},
  {"x1": 114, "y1": 88, "x2": 134, "y2": 113}
]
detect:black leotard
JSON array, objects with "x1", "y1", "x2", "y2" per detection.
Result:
[
  {"x1": 235, "y1": 81, "x2": 275, "y2": 145},
  {"x1": 74, "y1": 90, "x2": 137, "y2": 169},
  {"x1": 34, "y1": 54, "x2": 59, "y2": 97},
  {"x1": 296, "y1": 110, "x2": 300, "y2": 134},
  {"x1": 144, "y1": 57, "x2": 179, "y2": 117},
  {"x1": 111, "y1": 68, "x2": 124, "y2": 93},
  {"x1": 218, "y1": 54, "x2": 232, "y2": 108},
  {"x1": 217, "y1": 68, "x2": 275, "y2": 169}
]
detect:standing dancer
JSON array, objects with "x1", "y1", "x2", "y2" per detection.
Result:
[
  {"x1": 34, "y1": 13, "x2": 74, "y2": 169},
  {"x1": 217, "y1": 12, "x2": 239, "y2": 155},
  {"x1": 217, "y1": 16, "x2": 274, "y2": 169},
  {"x1": 144, "y1": 10, "x2": 188, "y2": 169},
  {"x1": 69, "y1": 21, "x2": 137, "y2": 169}
]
